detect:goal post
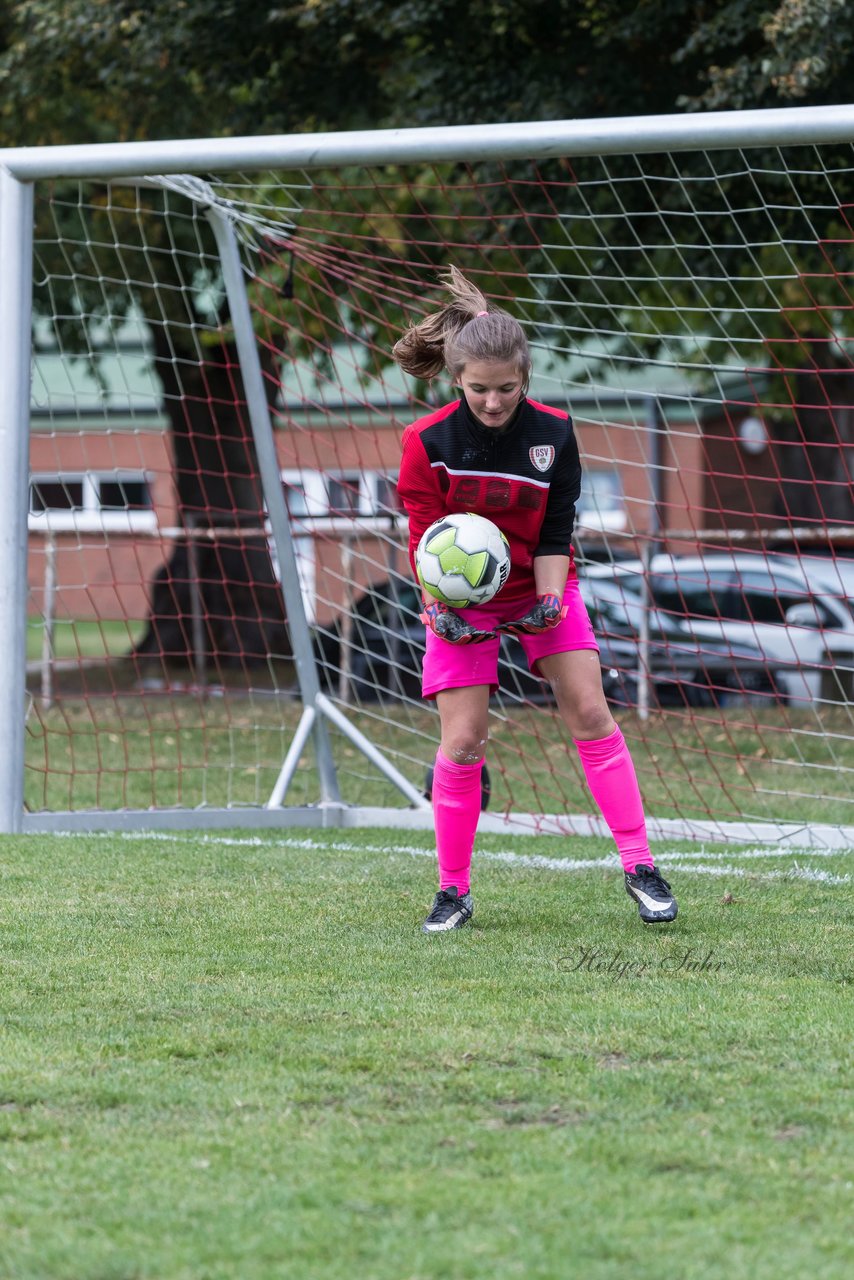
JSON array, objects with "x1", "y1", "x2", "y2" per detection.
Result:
[
  {"x1": 3, "y1": 105, "x2": 854, "y2": 843},
  {"x1": 0, "y1": 167, "x2": 33, "y2": 834},
  {"x1": 205, "y1": 196, "x2": 427, "y2": 813}
]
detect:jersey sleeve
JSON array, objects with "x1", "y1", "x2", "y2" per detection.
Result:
[
  {"x1": 533, "y1": 418, "x2": 582, "y2": 558},
  {"x1": 397, "y1": 425, "x2": 447, "y2": 575}
]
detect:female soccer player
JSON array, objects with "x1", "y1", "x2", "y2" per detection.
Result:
[{"x1": 393, "y1": 268, "x2": 678, "y2": 932}]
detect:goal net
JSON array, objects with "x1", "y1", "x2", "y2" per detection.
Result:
[{"x1": 14, "y1": 117, "x2": 854, "y2": 842}]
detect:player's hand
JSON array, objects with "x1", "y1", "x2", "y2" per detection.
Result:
[
  {"x1": 495, "y1": 593, "x2": 566, "y2": 636},
  {"x1": 420, "y1": 600, "x2": 496, "y2": 645}
]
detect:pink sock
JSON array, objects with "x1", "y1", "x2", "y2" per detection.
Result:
[
  {"x1": 574, "y1": 726, "x2": 654, "y2": 874},
  {"x1": 432, "y1": 748, "x2": 483, "y2": 894}
]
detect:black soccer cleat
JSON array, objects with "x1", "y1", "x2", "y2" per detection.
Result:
[
  {"x1": 422, "y1": 886, "x2": 474, "y2": 933},
  {"x1": 625, "y1": 864, "x2": 678, "y2": 924}
]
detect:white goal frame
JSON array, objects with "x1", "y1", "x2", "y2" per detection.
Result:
[{"x1": 3, "y1": 104, "x2": 854, "y2": 839}]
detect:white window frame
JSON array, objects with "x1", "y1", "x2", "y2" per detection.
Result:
[
  {"x1": 277, "y1": 469, "x2": 325, "y2": 623},
  {"x1": 28, "y1": 470, "x2": 158, "y2": 533}
]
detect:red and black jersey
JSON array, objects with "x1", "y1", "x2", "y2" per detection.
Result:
[{"x1": 397, "y1": 394, "x2": 581, "y2": 603}]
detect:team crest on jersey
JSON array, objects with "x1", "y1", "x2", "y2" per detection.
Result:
[{"x1": 529, "y1": 445, "x2": 555, "y2": 473}]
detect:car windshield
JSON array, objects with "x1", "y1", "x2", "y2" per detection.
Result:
[
  {"x1": 582, "y1": 578, "x2": 685, "y2": 639},
  {"x1": 744, "y1": 570, "x2": 854, "y2": 628}
]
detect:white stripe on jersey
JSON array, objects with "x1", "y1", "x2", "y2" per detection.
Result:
[{"x1": 429, "y1": 462, "x2": 552, "y2": 490}]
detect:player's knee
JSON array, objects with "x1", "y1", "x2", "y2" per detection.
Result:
[
  {"x1": 565, "y1": 698, "x2": 613, "y2": 740},
  {"x1": 442, "y1": 732, "x2": 488, "y2": 765}
]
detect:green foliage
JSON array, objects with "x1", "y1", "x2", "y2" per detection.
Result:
[
  {"x1": 677, "y1": 0, "x2": 854, "y2": 109},
  {"x1": 5, "y1": 1, "x2": 854, "y2": 379},
  {"x1": 5, "y1": 1, "x2": 854, "y2": 152},
  {"x1": 0, "y1": 0, "x2": 399, "y2": 147}
]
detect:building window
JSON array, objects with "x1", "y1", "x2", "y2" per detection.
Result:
[
  {"x1": 282, "y1": 478, "x2": 308, "y2": 518},
  {"x1": 279, "y1": 468, "x2": 401, "y2": 529},
  {"x1": 323, "y1": 471, "x2": 401, "y2": 518},
  {"x1": 276, "y1": 468, "x2": 402, "y2": 623},
  {"x1": 327, "y1": 474, "x2": 363, "y2": 516},
  {"x1": 30, "y1": 478, "x2": 86, "y2": 514},
  {"x1": 29, "y1": 471, "x2": 156, "y2": 532},
  {"x1": 372, "y1": 472, "x2": 399, "y2": 516},
  {"x1": 576, "y1": 469, "x2": 626, "y2": 533},
  {"x1": 281, "y1": 470, "x2": 327, "y2": 521},
  {"x1": 99, "y1": 477, "x2": 152, "y2": 511}
]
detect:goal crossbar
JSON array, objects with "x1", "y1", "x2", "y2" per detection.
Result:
[{"x1": 4, "y1": 103, "x2": 854, "y2": 181}]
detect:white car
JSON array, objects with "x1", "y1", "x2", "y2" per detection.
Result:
[{"x1": 581, "y1": 552, "x2": 854, "y2": 704}]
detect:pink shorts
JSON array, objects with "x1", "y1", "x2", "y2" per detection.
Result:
[{"x1": 422, "y1": 578, "x2": 599, "y2": 698}]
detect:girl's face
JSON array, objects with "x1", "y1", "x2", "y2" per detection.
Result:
[{"x1": 457, "y1": 359, "x2": 525, "y2": 431}]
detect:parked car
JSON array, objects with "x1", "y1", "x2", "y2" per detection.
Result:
[
  {"x1": 584, "y1": 552, "x2": 854, "y2": 703},
  {"x1": 574, "y1": 574, "x2": 788, "y2": 707}
]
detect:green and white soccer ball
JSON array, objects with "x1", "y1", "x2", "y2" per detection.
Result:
[{"x1": 416, "y1": 512, "x2": 511, "y2": 608}]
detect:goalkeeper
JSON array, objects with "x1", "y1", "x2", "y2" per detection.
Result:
[{"x1": 394, "y1": 268, "x2": 678, "y2": 933}]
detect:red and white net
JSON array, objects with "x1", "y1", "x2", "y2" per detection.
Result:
[{"x1": 26, "y1": 146, "x2": 854, "y2": 836}]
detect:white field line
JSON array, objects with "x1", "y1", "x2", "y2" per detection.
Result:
[
  {"x1": 275, "y1": 838, "x2": 852, "y2": 886},
  {"x1": 56, "y1": 830, "x2": 852, "y2": 886},
  {"x1": 28, "y1": 805, "x2": 854, "y2": 849}
]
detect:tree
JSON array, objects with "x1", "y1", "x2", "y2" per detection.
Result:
[{"x1": 674, "y1": 0, "x2": 854, "y2": 110}]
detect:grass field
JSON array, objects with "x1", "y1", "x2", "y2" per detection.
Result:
[{"x1": 1, "y1": 826, "x2": 851, "y2": 1279}]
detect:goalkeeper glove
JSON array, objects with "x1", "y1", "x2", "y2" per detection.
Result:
[
  {"x1": 420, "y1": 600, "x2": 496, "y2": 645},
  {"x1": 496, "y1": 592, "x2": 566, "y2": 637}
]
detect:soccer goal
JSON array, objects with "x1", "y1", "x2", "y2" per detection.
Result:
[{"x1": 2, "y1": 108, "x2": 854, "y2": 844}]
